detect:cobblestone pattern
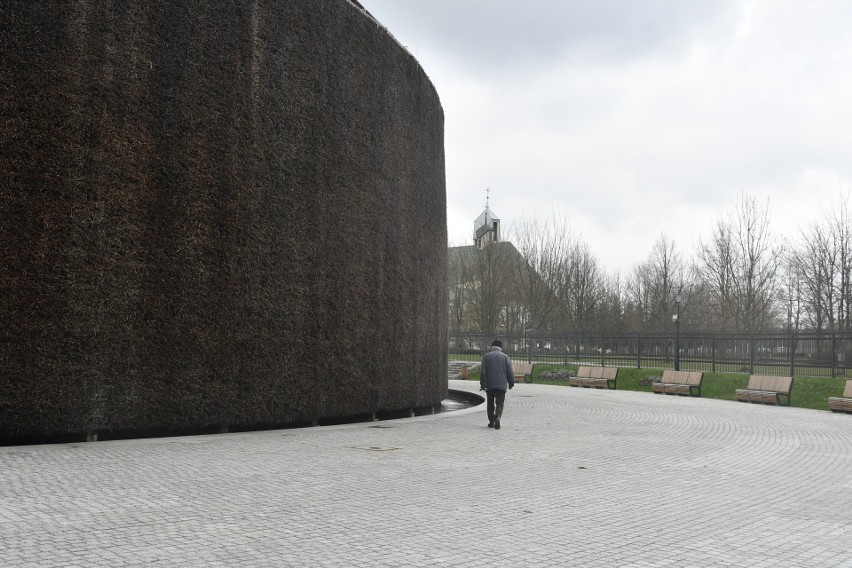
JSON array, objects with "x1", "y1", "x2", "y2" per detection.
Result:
[{"x1": 2, "y1": 381, "x2": 852, "y2": 567}]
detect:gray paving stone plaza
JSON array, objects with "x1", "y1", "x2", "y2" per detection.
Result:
[{"x1": 2, "y1": 380, "x2": 851, "y2": 567}]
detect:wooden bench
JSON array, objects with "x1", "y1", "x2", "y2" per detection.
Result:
[
  {"x1": 569, "y1": 366, "x2": 617, "y2": 389},
  {"x1": 735, "y1": 375, "x2": 793, "y2": 406},
  {"x1": 828, "y1": 379, "x2": 852, "y2": 413},
  {"x1": 651, "y1": 370, "x2": 704, "y2": 397},
  {"x1": 513, "y1": 362, "x2": 533, "y2": 383}
]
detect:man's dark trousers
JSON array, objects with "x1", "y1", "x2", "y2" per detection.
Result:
[{"x1": 486, "y1": 389, "x2": 506, "y2": 424}]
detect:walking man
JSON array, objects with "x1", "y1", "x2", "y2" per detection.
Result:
[{"x1": 480, "y1": 339, "x2": 514, "y2": 430}]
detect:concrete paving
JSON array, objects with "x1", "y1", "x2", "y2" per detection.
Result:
[{"x1": 2, "y1": 380, "x2": 852, "y2": 567}]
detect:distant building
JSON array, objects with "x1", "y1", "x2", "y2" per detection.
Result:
[
  {"x1": 449, "y1": 201, "x2": 557, "y2": 333},
  {"x1": 474, "y1": 203, "x2": 501, "y2": 249}
]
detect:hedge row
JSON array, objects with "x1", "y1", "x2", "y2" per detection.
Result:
[{"x1": 0, "y1": 0, "x2": 448, "y2": 441}]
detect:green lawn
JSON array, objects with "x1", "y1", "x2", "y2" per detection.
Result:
[{"x1": 460, "y1": 363, "x2": 849, "y2": 412}]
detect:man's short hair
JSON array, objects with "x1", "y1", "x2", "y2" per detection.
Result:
[{"x1": 491, "y1": 339, "x2": 503, "y2": 348}]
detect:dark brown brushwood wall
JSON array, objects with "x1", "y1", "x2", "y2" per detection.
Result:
[{"x1": 0, "y1": 0, "x2": 448, "y2": 441}]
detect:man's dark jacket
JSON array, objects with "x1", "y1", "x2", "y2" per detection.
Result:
[{"x1": 480, "y1": 347, "x2": 515, "y2": 391}]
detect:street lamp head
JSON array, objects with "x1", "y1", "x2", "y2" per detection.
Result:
[{"x1": 672, "y1": 314, "x2": 679, "y2": 323}]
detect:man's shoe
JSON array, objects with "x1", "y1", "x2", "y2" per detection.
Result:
[
  {"x1": 494, "y1": 419, "x2": 501, "y2": 430},
  {"x1": 488, "y1": 421, "x2": 494, "y2": 428}
]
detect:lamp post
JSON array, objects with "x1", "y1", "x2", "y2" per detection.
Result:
[
  {"x1": 788, "y1": 279, "x2": 795, "y2": 378},
  {"x1": 673, "y1": 294, "x2": 682, "y2": 371}
]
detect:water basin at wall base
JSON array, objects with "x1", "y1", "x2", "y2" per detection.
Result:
[
  {"x1": 2, "y1": 390, "x2": 485, "y2": 447},
  {"x1": 441, "y1": 389, "x2": 484, "y2": 413}
]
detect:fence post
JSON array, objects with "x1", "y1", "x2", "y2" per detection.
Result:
[
  {"x1": 789, "y1": 328, "x2": 795, "y2": 378},
  {"x1": 600, "y1": 335, "x2": 605, "y2": 366},
  {"x1": 526, "y1": 330, "x2": 532, "y2": 364},
  {"x1": 832, "y1": 333, "x2": 837, "y2": 378},
  {"x1": 711, "y1": 336, "x2": 716, "y2": 373},
  {"x1": 749, "y1": 335, "x2": 755, "y2": 374},
  {"x1": 522, "y1": 331, "x2": 527, "y2": 364},
  {"x1": 636, "y1": 333, "x2": 641, "y2": 369}
]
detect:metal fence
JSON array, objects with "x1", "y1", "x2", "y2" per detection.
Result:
[{"x1": 449, "y1": 331, "x2": 852, "y2": 378}]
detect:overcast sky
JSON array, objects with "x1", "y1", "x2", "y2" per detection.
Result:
[{"x1": 361, "y1": 0, "x2": 852, "y2": 275}]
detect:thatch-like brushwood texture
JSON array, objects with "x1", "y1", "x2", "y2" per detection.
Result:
[{"x1": 0, "y1": 0, "x2": 448, "y2": 441}]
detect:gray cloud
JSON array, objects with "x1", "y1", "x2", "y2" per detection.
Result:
[
  {"x1": 362, "y1": 0, "x2": 852, "y2": 273},
  {"x1": 367, "y1": 0, "x2": 741, "y2": 70}
]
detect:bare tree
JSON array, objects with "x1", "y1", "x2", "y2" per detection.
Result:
[
  {"x1": 791, "y1": 222, "x2": 837, "y2": 331},
  {"x1": 788, "y1": 191, "x2": 852, "y2": 332},
  {"x1": 696, "y1": 195, "x2": 782, "y2": 332},
  {"x1": 830, "y1": 193, "x2": 852, "y2": 331},
  {"x1": 682, "y1": 273, "x2": 719, "y2": 331},
  {"x1": 623, "y1": 263, "x2": 650, "y2": 330},
  {"x1": 596, "y1": 273, "x2": 625, "y2": 333},
  {"x1": 559, "y1": 240, "x2": 604, "y2": 333},
  {"x1": 448, "y1": 244, "x2": 471, "y2": 332},
  {"x1": 780, "y1": 271, "x2": 804, "y2": 332},
  {"x1": 626, "y1": 234, "x2": 688, "y2": 331},
  {"x1": 507, "y1": 214, "x2": 571, "y2": 332},
  {"x1": 465, "y1": 241, "x2": 513, "y2": 333}
]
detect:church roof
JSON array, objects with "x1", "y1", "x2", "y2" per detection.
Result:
[{"x1": 448, "y1": 240, "x2": 525, "y2": 279}]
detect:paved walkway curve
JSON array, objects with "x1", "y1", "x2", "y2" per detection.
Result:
[{"x1": 2, "y1": 380, "x2": 852, "y2": 567}]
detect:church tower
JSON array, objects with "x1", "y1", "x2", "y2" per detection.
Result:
[{"x1": 473, "y1": 189, "x2": 501, "y2": 249}]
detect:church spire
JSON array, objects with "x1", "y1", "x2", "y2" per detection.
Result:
[{"x1": 474, "y1": 188, "x2": 500, "y2": 249}]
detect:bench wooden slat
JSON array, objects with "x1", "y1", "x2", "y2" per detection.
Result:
[
  {"x1": 570, "y1": 366, "x2": 617, "y2": 389},
  {"x1": 737, "y1": 374, "x2": 793, "y2": 406},
  {"x1": 513, "y1": 362, "x2": 533, "y2": 383},
  {"x1": 687, "y1": 372, "x2": 703, "y2": 386},
  {"x1": 828, "y1": 379, "x2": 852, "y2": 413},
  {"x1": 771, "y1": 376, "x2": 792, "y2": 392},
  {"x1": 653, "y1": 370, "x2": 703, "y2": 397},
  {"x1": 757, "y1": 391, "x2": 781, "y2": 405}
]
